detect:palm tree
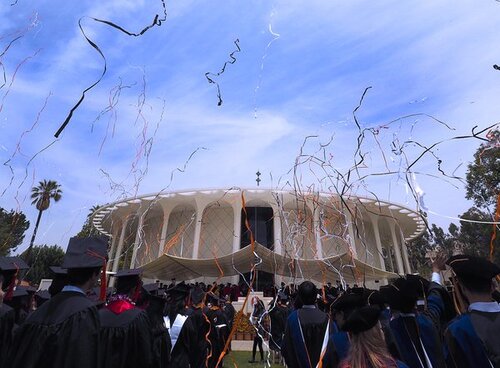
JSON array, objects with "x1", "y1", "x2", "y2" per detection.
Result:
[
  {"x1": 76, "y1": 204, "x2": 102, "y2": 238},
  {"x1": 28, "y1": 180, "x2": 62, "y2": 250}
]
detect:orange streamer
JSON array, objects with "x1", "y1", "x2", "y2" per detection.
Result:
[{"x1": 216, "y1": 191, "x2": 257, "y2": 368}]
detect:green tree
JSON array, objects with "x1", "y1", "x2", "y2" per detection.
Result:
[
  {"x1": 465, "y1": 130, "x2": 500, "y2": 210},
  {"x1": 457, "y1": 207, "x2": 500, "y2": 264},
  {"x1": 407, "y1": 229, "x2": 433, "y2": 276},
  {"x1": 462, "y1": 132, "x2": 500, "y2": 262},
  {"x1": 29, "y1": 180, "x2": 62, "y2": 251},
  {"x1": 20, "y1": 244, "x2": 65, "y2": 285},
  {"x1": 0, "y1": 208, "x2": 30, "y2": 256},
  {"x1": 407, "y1": 224, "x2": 459, "y2": 276},
  {"x1": 76, "y1": 205, "x2": 102, "y2": 238}
]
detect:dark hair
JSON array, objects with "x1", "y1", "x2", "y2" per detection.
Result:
[
  {"x1": 298, "y1": 281, "x2": 317, "y2": 305},
  {"x1": 458, "y1": 276, "x2": 492, "y2": 294},
  {"x1": 48, "y1": 275, "x2": 68, "y2": 297},
  {"x1": 116, "y1": 275, "x2": 140, "y2": 295},
  {"x1": 67, "y1": 267, "x2": 101, "y2": 286}
]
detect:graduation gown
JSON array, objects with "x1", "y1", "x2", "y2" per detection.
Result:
[
  {"x1": 444, "y1": 303, "x2": 500, "y2": 368},
  {"x1": 282, "y1": 306, "x2": 333, "y2": 368},
  {"x1": 0, "y1": 304, "x2": 14, "y2": 368},
  {"x1": 388, "y1": 314, "x2": 445, "y2": 368},
  {"x1": 223, "y1": 302, "x2": 236, "y2": 330},
  {"x1": 98, "y1": 299, "x2": 154, "y2": 368},
  {"x1": 146, "y1": 298, "x2": 171, "y2": 368},
  {"x1": 205, "y1": 306, "x2": 229, "y2": 368},
  {"x1": 269, "y1": 303, "x2": 289, "y2": 351},
  {"x1": 8, "y1": 290, "x2": 101, "y2": 368},
  {"x1": 169, "y1": 306, "x2": 210, "y2": 368}
]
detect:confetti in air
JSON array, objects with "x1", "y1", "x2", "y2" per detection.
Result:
[
  {"x1": 54, "y1": 0, "x2": 168, "y2": 138},
  {"x1": 204, "y1": 38, "x2": 241, "y2": 106}
]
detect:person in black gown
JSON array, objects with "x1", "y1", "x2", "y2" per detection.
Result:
[
  {"x1": 169, "y1": 285, "x2": 210, "y2": 368},
  {"x1": 380, "y1": 275, "x2": 447, "y2": 368},
  {"x1": 98, "y1": 268, "x2": 154, "y2": 368},
  {"x1": 8, "y1": 236, "x2": 108, "y2": 368},
  {"x1": 443, "y1": 254, "x2": 500, "y2": 367},
  {"x1": 0, "y1": 256, "x2": 28, "y2": 368},
  {"x1": 48, "y1": 265, "x2": 68, "y2": 297},
  {"x1": 339, "y1": 305, "x2": 409, "y2": 368},
  {"x1": 269, "y1": 291, "x2": 290, "y2": 363},
  {"x1": 205, "y1": 291, "x2": 229, "y2": 368},
  {"x1": 141, "y1": 283, "x2": 171, "y2": 368},
  {"x1": 282, "y1": 280, "x2": 333, "y2": 368}
]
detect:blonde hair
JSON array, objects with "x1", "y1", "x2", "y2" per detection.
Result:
[{"x1": 340, "y1": 324, "x2": 398, "y2": 368}]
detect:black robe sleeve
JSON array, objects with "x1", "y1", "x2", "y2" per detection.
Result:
[
  {"x1": 8, "y1": 291, "x2": 101, "y2": 368},
  {"x1": 0, "y1": 304, "x2": 15, "y2": 368},
  {"x1": 169, "y1": 308, "x2": 210, "y2": 368},
  {"x1": 99, "y1": 308, "x2": 154, "y2": 368}
]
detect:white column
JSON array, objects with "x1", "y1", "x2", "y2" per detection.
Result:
[
  {"x1": 109, "y1": 216, "x2": 130, "y2": 287},
  {"x1": 368, "y1": 213, "x2": 386, "y2": 271},
  {"x1": 192, "y1": 198, "x2": 209, "y2": 259},
  {"x1": 232, "y1": 201, "x2": 242, "y2": 253},
  {"x1": 388, "y1": 219, "x2": 404, "y2": 274},
  {"x1": 106, "y1": 224, "x2": 120, "y2": 272},
  {"x1": 158, "y1": 205, "x2": 172, "y2": 258},
  {"x1": 313, "y1": 206, "x2": 323, "y2": 259},
  {"x1": 271, "y1": 204, "x2": 282, "y2": 256},
  {"x1": 343, "y1": 208, "x2": 358, "y2": 258},
  {"x1": 130, "y1": 203, "x2": 149, "y2": 268},
  {"x1": 398, "y1": 227, "x2": 412, "y2": 273}
]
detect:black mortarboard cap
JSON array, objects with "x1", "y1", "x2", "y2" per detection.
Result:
[
  {"x1": 277, "y1": 291, "x2": 289, "y2": 301},
  {"x1": 11, "y1": 287, "x2": 29, "y2": 298},
  {"x1": 115, "y1": 268, "x2": 143, "y2": 277},
  {"x1": 332, "y1": 292, "x2": 366, "y2": 312},
  {"x1": 380, "y1": 278, "x2": 418, "y2": 312},
  {"x1": 0, "y1": 257, "x2": 29, "y2": 273},
  {"x1": 49, "y1": 266, "x2": 68, "y2": 275},
  {"x1": 0, "y1": 257, "x2": 29, "y2": 295},
  {"x1": 143, "y1": 283, "x2": 160, "y2": 296},
  {"x1": 35, "y1": 290, "x2": 51, "y2": 305},
  {"x1": 365, "y1": 289, "x2": 385, "y2": 307},
  {"x1": 166, "y1": 283, "x2": 190, "y2": 304},
  {"x1": 342, "y1": 306, "x2": 382, "y2": 334},
  {"x1": 190, "y1": 286, "x2": 205, "y2": 305},
  {"x1": 447, "y1": 254, "x2": 500, "y2": 281},
  {"x1": 62, "y1": 236, "x2": 108, "y2": 269},
  {"x1": 406, "y1": 274, "x2": 430, "y2": 298},
  {"x1": 205, "y1": 291, "x2": 220, "y2": 305}
]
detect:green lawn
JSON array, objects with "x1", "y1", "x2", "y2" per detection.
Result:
[{"x1": 224, "y1": 351, "x2": 283, "y2": 368}]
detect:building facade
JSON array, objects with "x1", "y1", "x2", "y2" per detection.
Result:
[{"x1": 92, "y1": 188, "x2": 426, "y2": 287}]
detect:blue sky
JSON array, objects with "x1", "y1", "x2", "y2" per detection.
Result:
[{"x1": 1, "y1": 0, "x2": 499, "y2": 252}]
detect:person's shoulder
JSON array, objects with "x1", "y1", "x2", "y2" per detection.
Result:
[
  {"x1": 27, "y1": 291, "x2": 96, "y2": 324},
  {"x1": 100, "y1": 307, "x2": 148, "y2": 328},
  {"x1": 396, "y1": 360, "x2": 410, "y2": 368},
  {"x1": 0, "y1": 303, "x2": 14, "y2": 317},
  {"x1": 445, "y1": 313, "x2": 471, "y2": 336}
]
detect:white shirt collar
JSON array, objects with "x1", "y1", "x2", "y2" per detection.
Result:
[
  {"x1": 468, "y1": 302, "x2": 500, "y2": 313},
  {"x1": 302, "y1": 304, "x2": 316, "y2": 309},
  {"x1": 61, "y1": 285, "x2": 86, "y2": 295}
]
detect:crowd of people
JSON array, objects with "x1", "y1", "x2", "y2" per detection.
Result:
[{"x1": 1, "y1": 235, "x2": 499, "y2": 368}]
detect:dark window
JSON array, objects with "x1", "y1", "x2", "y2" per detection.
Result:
[{"x1": 240, "y1": 207, "x2": 275, "y2": 291}]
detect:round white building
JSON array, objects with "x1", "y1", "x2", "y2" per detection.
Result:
[{"x1": 92, "y1": 188, "x2": 426, "y2": 288}]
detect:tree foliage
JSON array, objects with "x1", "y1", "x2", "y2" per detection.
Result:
[
  {"x1": 20, "y1": 244, "x2": 65, "y2": 285},
  {"x1": 458, "y1": 207, "x2": 500, "y2": 264},
  {"x1": 29, "y1": 180, "x2": 63, "y2": 251},
  {"x1": 76, "y1": 205, "x2": 102, "y2": 238},
  {"x1": 0, "y1": 208, "x2": 30, "y2": 256},
  {"x1": 465, "y1": 133, "x2": 500, "y2": 210}
]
